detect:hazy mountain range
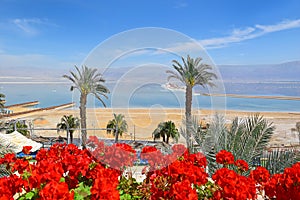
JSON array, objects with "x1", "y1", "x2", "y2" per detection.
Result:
[
  {"x1": 218, "y1": 61, "x2": 300, "y2": 82},
  {"x1": 0, "y1": 60, "x2": 300, "y2": 83}
]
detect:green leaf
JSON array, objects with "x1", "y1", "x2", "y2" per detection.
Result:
[
  {"x1": 18, "y1": 188, "x2": 38, "y2": 200},
  {"x1": 120, "y1": 194, "x2": 133, "y2": 200},
  {"x1": 73, "y1": 182, "x2": 91, "y2": 200},
  {"x1": 21, "y1": 170, "x2": 31, "y2": 180},
  {"x1": 25, "y1": 191, "x2": 35, "y2": 199}
]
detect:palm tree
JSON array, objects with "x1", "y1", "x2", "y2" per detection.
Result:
[
  {"x1": 167, "y1": 55, "x2": 217, "y2": 149},
  {"x1": 106, "y1": 113, "x2": 128, "y2": 143},
  {"x1": 0, "y1": 93, "x2": 5, "y2": 112},
  {"x1": 295, "y1": 122, "x2": 300, "y2": 145},
  {"x1": 153, "y1": 121, "x2": 179, "y2": 144},
  {"x1": 180, "y1": 116, "x2": 206, "y2": 151},
  {"x1": 63, "y1": 65, "x2": 110, "y2": 148},
  {"x1": 57, "y1": 115, "x2": 80, "y2": 144},
  {"x1": 201, "y1": 114, "x2": 275, "y2": 174},
  {"x1": 262, "y1": 148, "x2": 300, "y2": 174},
  {"x1": 0, "y1": 137, "x2": 17, "y2": 177},
  {"x1": 7, "y1": 121, "x2": 29, "y2": 136}
]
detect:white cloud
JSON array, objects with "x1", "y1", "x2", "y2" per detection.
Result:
[
  {"x1": 12, "y1": 18, "x2": 55, "y2": 36},
  {"x1": 232, "y1": 27, "x2": 256, "y2": 36},
  {"x1": 201, "y1": 19, "x2": 300, "y2": 49},
  {"x1": 200, "y1": 28, "x2": 261, "y2": 49},
  {"x1": 165, "y1": 19, "x2": 300, "y2": 52},
  {"x1": 255, "y1": 19, "x2": 300, "y2": 32}
]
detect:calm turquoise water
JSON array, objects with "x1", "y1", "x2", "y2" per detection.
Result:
[{"x1": 1, "y1": 82, "x2": 300, "y2": 112}]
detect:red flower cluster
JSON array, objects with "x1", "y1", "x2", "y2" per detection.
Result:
[
  {"x1": 235, "y1": 159, "x2": 249, "y2": 172},
  {"x1": 88, "y1": 136, "x2": 136, "y2": 169},
  {"x1": 171, "y1": 143, "x2": 187, "y2": 157},
  {"x1": 0, "y1": 174, "x2": 25, "y2": 199},
  {"x1": 39, "y1": 181, "x2": 74, "y2": 199},
  {"x1": 143, "y1": 145, "x2": 208, "y2": 199},
  {"x1": 216, "y1": 149, "x2": 234, "y2": 165},
  {"x1": 213, "y1": 168, "x2": 257, "y2": 199},
  {"x1": 250, "y1": 166, "x2": 270, "y2": 186},
  {"x1": 0, "y1": 143, "x2": 120, "y2": 200},
  {"x1": 140, "y1": 146, "x2": 164, "y2": 169},
  {"x1": 22, "y1": 146, "x2": 32, "y2": 154},
  {"x1": 1, "y1": 138, "x2": 300, "y2": 200},
  {"x1": 90, "y1": 165, "x2": 120, "y2": 200},
  {"x1": 264, "y1": 162, "x2": 300, "y2": 199},
  {"x1": 102, "y1": 143, "x2": 136, "y2": 169}
]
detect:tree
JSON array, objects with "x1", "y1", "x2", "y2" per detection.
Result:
[
  {"x1": 63, "y1": 66, "x2": 109, "y2": 148},
  {"x1": 7, "y1": 121, "x2": 29, "y2": 136},
  {"x1": 167, "y1": 55, "x2": 217, "y2": 149},
  {"x1": 295, "y1": 122, "x2": 300, "y2": 145},
  {"x1": 262, "y1": 148, "x2": 300, "y2": 174},
  {"x1": 180, "y1": 116, "x2": 206, "y2": 150},
  {"x1": 0, "y1": 93, "x2": 5, "y2": 112},
  {"x1": 0, "y1": 137, "x2": 17, "y2": 177},
  {"x1": 200, "y1": 114, "x2": 275, "y2": 175},
  {"x1": 106, "y1": 113, "x2": 128, "y2": 143},
  {"x1": 153, "y1": 121, "x2": 179, "y2": 144},
  {"x1": 57, "y1": 115, "x2": 80, "y2": 144}
]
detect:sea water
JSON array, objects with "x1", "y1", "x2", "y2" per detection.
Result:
[{"x1": 1, "y1": 82, "x2": 300, "y2": 112}]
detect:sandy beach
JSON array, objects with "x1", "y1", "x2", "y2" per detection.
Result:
[{"x1": 4, "y1": 106, "x2": 300, "y2": 147}]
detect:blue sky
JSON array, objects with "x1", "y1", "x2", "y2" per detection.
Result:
[{"x1": 0, "y1": 0, "x2": 300, "y2": 70}]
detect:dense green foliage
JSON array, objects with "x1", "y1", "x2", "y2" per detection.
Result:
[
  {"x1": 261, "y1": 148, "x2": 300, "y2": 174},
  {"x1": 189, "y1": 114, "x2": 299, "y2": 175},
  {"x1": 7, "y1": 121, "x2": 30, "y2": 136},
  {"x1": 0, "y1": 138, "x2": 16, "y2": 177},
  {"x1": 0, "y1": 93, "x2": 5, "y2": 111}
]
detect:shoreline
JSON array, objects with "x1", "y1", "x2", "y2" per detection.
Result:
[
  {"x1": 203, "y1": 93, "x2": 300, "y2": 101},
  {"x1": 66, "y1": 106, "x2": 300, "y2": 114},
  {"x1": 6, "y1": 107, "x2": 298, "y2": 146}
]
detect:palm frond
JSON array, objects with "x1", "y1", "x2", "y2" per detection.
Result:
[
  {"x1": 153, "y1": 121, "x2": 179, "y2": 143},
  {"x1": 0, "y1": 138, "x2": 17, "y2": 177},
  {"x1": 242, "y1": 115, "x2": 274, "y2": 162},
  {"x1": 201, "y1": 114, "x2": 275, "y2": 175},
  {"x1": 153, "y1": 122, "x2": 164, "y2": 139},
  {"x1": 261, "y1": 148, "x2": 300, "y2": 174},
  {"x1": 94, "y1": 93, "x2": 107, "y2": 107},
  {"x1": 106, "y1": 114, "x2": 128, "y2": 141},
  {"x1": 169, "y1": 55, "x2": 217, "y2": 88}
]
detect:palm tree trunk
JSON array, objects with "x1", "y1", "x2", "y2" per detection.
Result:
[
  {"x1": 185, "y1": 85, "x2": 193, "y2": 150},
  {"x1": 80, "y1": 94, "x2": 87, "y2": 148},
  {"x1": 70, "y1": 131, "x2": 73, "y2": 144},
  {"x1": 115, "y1": 130, "x2": 119, "y2": 143}
]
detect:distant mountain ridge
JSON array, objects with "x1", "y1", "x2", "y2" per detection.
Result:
[
  {"x1": 218, "y1": 61, "x2": 300, "y2": 82},
  {"x1": 1, "y1": 60, "x2": 300, "y2": 83}
]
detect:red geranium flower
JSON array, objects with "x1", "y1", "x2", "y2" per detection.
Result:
[
  {"x1": 172, "y1": 144, "x2": 187, "y2": 157},
  {"x1": 264, "y1": 162, "x2": 300, "y2": 199},
  {"x1": 235, "y1": 159, "x2": 249, "y2": 172},
  {"x1": 22, "y1": 146, "x2": 32, "y2": 154},
  {"x1": 250, "y1": 166, "x2": 270, "y2": 185},
  {"x1": 216, "y1": 150, "x2": 234, "y2": 165},
  {"x1": 213, "y1": 168, "x2": 257, "y2": 199}
]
